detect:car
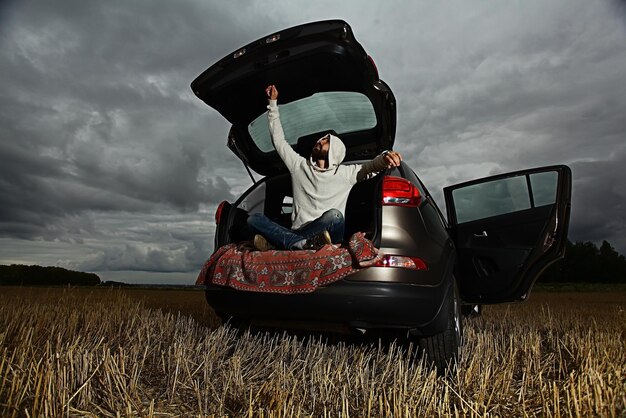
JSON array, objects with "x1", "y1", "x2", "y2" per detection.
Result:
[{"x1": 190, "y1": 19, "x2": 572, "y2": 371}]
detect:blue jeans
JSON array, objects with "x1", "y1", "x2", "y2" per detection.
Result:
[{"x1": 247, "y1": 209, "x2": 345, "y2": 250}]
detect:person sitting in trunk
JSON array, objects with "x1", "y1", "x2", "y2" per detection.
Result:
[{"x1": 248, "y1": 85, "x2": 403, "y2": 251}]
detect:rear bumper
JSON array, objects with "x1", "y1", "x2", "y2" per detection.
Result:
[{"x1": 205, "y1": 277, "x2": 452, "y2": 336}]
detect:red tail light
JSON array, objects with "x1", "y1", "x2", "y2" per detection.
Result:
[
  {"x1": 374, "y1": 255, "x2": 428, "y2": 270},
  {"x1": 382, "y1": 176, "x2": 421, "y2": 207},
  {"x1": 215, "y1": 201, "x2": 228, "y2": 224}
]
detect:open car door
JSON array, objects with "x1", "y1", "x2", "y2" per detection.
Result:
[{"x1": 444, "y1": 165, "x2": 571, "y2": 304}]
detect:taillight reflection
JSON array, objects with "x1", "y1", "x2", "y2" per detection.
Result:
[
  {"x1": 375, "y1": 255, "x2": 428, "y2": 270},
  {"x1": 382, "y1": 176, "x2": 421, "y2": 207},
  {"x1": 215, "y1": 201, "x2": 228, "y2": 224}
]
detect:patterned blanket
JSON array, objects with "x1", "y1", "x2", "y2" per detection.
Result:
[{"x1": 195, "y1": 232, "x2": 384, "y2": 294}]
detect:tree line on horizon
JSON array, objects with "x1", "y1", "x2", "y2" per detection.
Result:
[
  {"x1": 540, "y1": 239, "x2": 626, "y2": 283},
  {"x1": 0, "y1": 264, "x2": 100, "y2": 286}
]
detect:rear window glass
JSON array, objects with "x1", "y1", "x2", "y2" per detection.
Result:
[{"x1": 248, "y1": 92, "x2": 377, "y2": 153}]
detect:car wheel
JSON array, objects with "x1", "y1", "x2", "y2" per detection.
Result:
[{"x1": 418, "y1": 280, "x2": 463, "y2": 375}]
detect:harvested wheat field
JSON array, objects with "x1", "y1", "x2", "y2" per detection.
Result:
[{"x1": 0, "y1": 286, "x2": 624, "y2": 417}]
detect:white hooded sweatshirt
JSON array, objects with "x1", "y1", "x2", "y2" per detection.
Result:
[{"x1": 267, "y1": 99, "x2": 388, "y2": 230}]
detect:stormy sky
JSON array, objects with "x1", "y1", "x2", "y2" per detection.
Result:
[{"x1": 1, "y1": 0, "x2": 625, "y2": 284}]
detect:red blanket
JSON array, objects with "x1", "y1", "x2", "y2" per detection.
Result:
[{"x1": 196, "y1": 232, "x2": 383, "y2": 294}]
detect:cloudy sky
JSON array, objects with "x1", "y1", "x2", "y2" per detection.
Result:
[{"x1": 1, "y1": 0, "x2": 625, "y2": 284}]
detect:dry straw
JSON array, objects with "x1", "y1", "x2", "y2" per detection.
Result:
[{"x1": 0, "y1": 287, "x2": 624, "y2": 417}]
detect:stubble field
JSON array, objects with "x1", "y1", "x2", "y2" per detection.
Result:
[{"x1": 0, "y1": 286, "x2": 624, "y2": 417}]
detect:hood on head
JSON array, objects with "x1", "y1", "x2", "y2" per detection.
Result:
[
  {"x1": 328, "y1": 134, "x2": 346, "y2": 167},
  {"x1": 311, "y1": 134, "x2": 346, "y2": 170}
]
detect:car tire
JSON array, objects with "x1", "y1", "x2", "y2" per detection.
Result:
[{"x1": 418, "y1": 280, "x2": 463, "y2": 375}]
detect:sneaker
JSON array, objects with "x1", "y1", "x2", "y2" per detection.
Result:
[
  {"x1": 253, "y1": 234, "x2": 275, "y2": 251},
  {"x1": 303, "y1": 230, "x2": 332, "y2": 251}
]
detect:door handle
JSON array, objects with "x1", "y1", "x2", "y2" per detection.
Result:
[{"x1": 473, "y1": 230, "x2": 488, "y2": 238}]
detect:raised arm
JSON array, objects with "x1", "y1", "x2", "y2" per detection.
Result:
[
  {"x1": 355, "y1": 150, "x2": 403, "y2": 182},
  {"x1": 266, "y1": 85, "x2": 303, "y2": 172}
]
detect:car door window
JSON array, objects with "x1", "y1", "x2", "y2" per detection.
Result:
[
  {"x1": 452, "y1": 175, "x2": 531, "y2": 224},
  {"x1": 530, "y1": 171, "x2": 558, "y2": 206}
]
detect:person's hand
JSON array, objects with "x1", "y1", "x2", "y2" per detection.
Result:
[
  {"x1": 383, "y1": 150, "x2": 402, "y2": 168},
  {"x1": 265, "y1": 85, "x2": 278, "y2": 100}
]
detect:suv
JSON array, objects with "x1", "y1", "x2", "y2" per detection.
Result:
[{"x1": 191, "y1": 20, "x2": 572, "y2": 370}]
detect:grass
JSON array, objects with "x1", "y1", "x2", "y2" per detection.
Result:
[
  {"x1": 0, "y1": 286, "x2": 624, "y2": 417},
  {"x1": 534, "y1": 281, "x2": 626, "y2": 292}
]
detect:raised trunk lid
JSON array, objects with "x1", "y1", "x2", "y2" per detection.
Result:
[{"x1": 191, "y1": 20, "x2": 396, "y2": 177}]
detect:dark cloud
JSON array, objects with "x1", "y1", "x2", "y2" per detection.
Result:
[
  {"x1": 74, "y1": 241, "x2": 205, "y2": 273},
  {"x1": 1, "y1": 0, "x2": 625, "y2": 282},
  {"x1": 380, "y1": 1, "x2": 626, "y2": 255},
  {"x1": 0, "y1": 0, "x2": 249, "y2": 245},
  {"x1": 567, "y1": 149, "x2": 626, "y2": 252},
  {"x1": 67, "y1": 211, "x2": 216, "y2": 273}
]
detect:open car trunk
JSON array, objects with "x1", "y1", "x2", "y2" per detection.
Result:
[
  {"x1": 191, "y1": 19, "x2": 396, "y2": 177},
  {"x1": 218, "y1": 172, "x2": 384, "y2": 248}
]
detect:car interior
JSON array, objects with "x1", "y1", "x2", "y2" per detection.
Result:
[{"x1": 225, "y1": 172, "x2": 383, "y2": 246}]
